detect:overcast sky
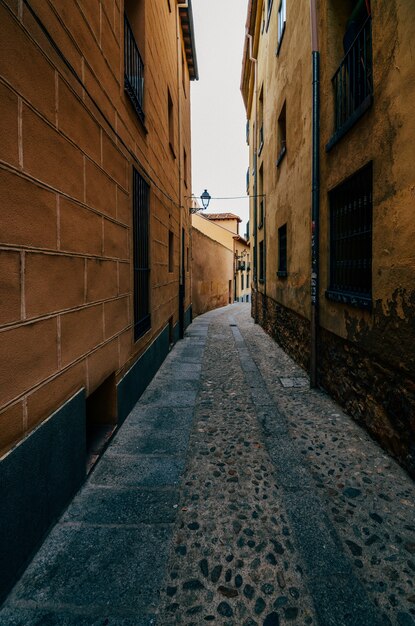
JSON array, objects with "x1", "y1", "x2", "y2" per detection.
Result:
[{"x1": 191, "y1": 0, "x2": 249, "y2": 235}]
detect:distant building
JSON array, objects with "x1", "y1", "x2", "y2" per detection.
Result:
[
  {"x1": 234, "y1": 234, "x2": 251, "y2": 303},
  {"x1": 192, "y1": 212, "x2": 250, "y2": 315},
  {"x1": 241, "y1": 0, "x2": 415, "y2": 476},
  {"x1": 0, "y1": 0, "x2": 197, "y2": 600}
]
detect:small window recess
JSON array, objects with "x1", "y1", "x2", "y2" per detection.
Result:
[
  {"x1": 277, "y1": 223, "x2": 288, "y2": 278},
  {"x1": 266, "y1": 0, "x2": 274, "y2": 31},
  {"x1": 86, "y1": 373, "x2": 118, "y2": 474},
  {"x1": 168, "y1": 229, "x2": 174, "y2": 273},
  {"x1": 277, "y1": 101, "x2": 287, "y2": 167},
  {"x1": 168, "y1": 88, "x2": 176, "y2": 158},
  {"x1": 276, "y1": 0, "x2": 286, "y2": 55}
]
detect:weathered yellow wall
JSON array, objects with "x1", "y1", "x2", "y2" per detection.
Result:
[
  {"x1": 245, "y1": 0, "x2": 312, "y2": 319},
  {"x1": 242, "y1": 0, "x2": 415, "y2": 474},
  {"x1": 192, "y1": 214, "x2": 235, "y2": 251},
  {"x1": 0, "y1": 0, "x2": 194, "y2": 456},
  {"x1": 320, "y1": 0, "x2": 415, "y2": 346},
  {"x1": 192, "y1": 228, "x2": 234, "y2": 317}
]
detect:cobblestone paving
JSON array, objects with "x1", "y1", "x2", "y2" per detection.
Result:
[
  {"x1": 158, "y1": 311, "x2": 317, "y2": 625},
  {"x1": 231, "y1": 305, "x2": 415, "y2": 626},
  {"x1": 2, "y1": 303, "x2": 414, "y2": 626}
]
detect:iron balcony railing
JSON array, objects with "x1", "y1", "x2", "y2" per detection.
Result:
[
  {"x1": 124, "y1": 14, "x2": 145, "y2": 124},
  {"x1": 329, "y1": 16, "x2": 373, "y2": 146}
]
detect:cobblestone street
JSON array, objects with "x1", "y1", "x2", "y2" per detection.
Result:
[{"x1": 1, "y1": 304, "x2": 415, "y2": 626}]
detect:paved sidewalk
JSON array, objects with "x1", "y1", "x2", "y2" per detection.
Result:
[{"x1": 1, "y1": 304, "x2": 414, "y2": 625}]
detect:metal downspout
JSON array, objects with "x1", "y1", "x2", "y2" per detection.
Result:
[{"x1": 310, "y1": 0, "x2": 320, "y2": 387}]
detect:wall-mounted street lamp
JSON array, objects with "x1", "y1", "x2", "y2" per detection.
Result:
[
  {"x1": 200, "y1": 189, "x2": 211, "y2": 210},
  {"x1": 190, "y1": 189, "x2": 211, "y2": 214}
]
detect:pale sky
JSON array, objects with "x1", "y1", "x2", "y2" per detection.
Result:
[{"x1": 191, "y1": 0, "x2": 250, "y2": 236}]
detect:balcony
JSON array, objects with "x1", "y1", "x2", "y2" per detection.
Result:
[
  {"x1": 124, "y1": 14, "x2": 145, "y2": 124},
  {"x1": 326, "y1": 16, "x2": 373, "y2": 151}
]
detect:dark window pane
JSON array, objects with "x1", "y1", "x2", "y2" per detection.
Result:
[
  {"x1": 328, "y1": 162, "x2": 372, "y2": 304},
  {"x1": 133, "y1": 168, "x2": 151, "y2": 340}
]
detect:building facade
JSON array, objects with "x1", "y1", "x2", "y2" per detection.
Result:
[
  {"x1": 242, "y1": 0, "x2": 415, "y2": 476},
  {"x1": 0, "y1": 0, "x2": 197, "y2": 600},
  {"x1": 234, "y1": 234, "x2": 251, "y2": 303},
  {"x1": 192, "y1": 212, "x2": 250, "y2": 316}
]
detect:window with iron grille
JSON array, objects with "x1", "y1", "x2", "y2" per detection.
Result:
[
  {"x1": 133, "y1": 168, "x2": 151, "y2": 340},
  {"x1": 259, "y1": 240, "x2": 265, "y2": 282},
  {"x1": 326, "y1": 162, "x2": 372, "y2": 309},
  {"x1": 278, "y1": 223, "x2": 287, "y2": 277},
  {"x1": 124, "y1": 14, "x2": 145, "y2": 124},
  {"x1": 326, "y1": 6, "x2": 373, "y2": 150},
  {"x1": 168, "y1": 230, "x2": 174, "y2": 273}
]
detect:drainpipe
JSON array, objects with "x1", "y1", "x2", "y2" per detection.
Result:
[
  {"x1": 247, "y1": 32, "x2": 259, "y2": 323},
  {"x1": 310, "y1": 0, "x2": 320, "y2": 387}
]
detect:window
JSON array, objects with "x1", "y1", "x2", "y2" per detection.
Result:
[
  {"x1": 326, "y1": 162, "x2": 372, "y2": 308},
  {"x1": 327, "y1": 4, "x2": 373, "y2": 150},
  {"x1": 278, "y1": 224, "x2": 287, "y2": 277},
  {"x1": 183, "y1": 148, "x2": 188, "y2": 187},
  {"x1": 124, "y1": 13, "x2": 145, "y2": 123},
  {"x1": 168, "y1": 230, "x2": 174, "y2": 273},
  {"x1": 266, "y1": 0, "x2": 274, "y2": 30},
  {"x1": 277, "y1": 0, "x2": 286, "y2": 53},
  {"x1": 258, "y1": 87, "x2": 264, "y2": 155},
  {"x1": 241, "y1": 273, "x2": 244, "y2": 291},
  {"x1": 258, "y1": 165, "x2": 264, "y2": 228},
  {"x1": 259, "y1": 240, "x2": 265, "y2": 282},
  {"x1": 186, "y1": 246, "x2": 189, "y2": 272},
  {"x1": 133, "y1": 168, "x2": 151, "y2": 340},
  {"x1": 277, "y1": 101, "x2": 287, "y2": 166},
  {"x1": 246, "y1": 120, "x2": 250, "y2": 145},
  {"x1": 168, "y1": 88, "x2": 175, "y2": 157}
]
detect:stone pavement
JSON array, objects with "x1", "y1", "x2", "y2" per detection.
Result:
[{"x1": 1, "y1": 304, "x2": 414, "y2": 626}]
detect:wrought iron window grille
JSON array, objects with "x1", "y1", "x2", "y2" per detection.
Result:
[
  {"x1": 326, "y1": 162, "x2": 372, "y2": 309},
  {"x1": 124, "y1": 14, "x2": 145, "y2": 124},
  {"x1": 278, "y1": 223, "x2": 288, "y2": 278},
  {"x1": 133, "y1": 168, "x2": 151, "y2": 340},
  {"x1": 326, "y1": 16, "x2": 373, "y2": 151}
]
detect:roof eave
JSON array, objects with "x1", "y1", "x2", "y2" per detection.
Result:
[{"x1": 179, "y1": 0, "x2": 199, "y2": 81}]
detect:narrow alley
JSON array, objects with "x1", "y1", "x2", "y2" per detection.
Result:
[{"x1": 1, "y1": 304, "x2": 414, "y2": 626}]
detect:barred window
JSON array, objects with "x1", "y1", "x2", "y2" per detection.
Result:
[
  {"x1": 259, "y1": 240, "x2": 265, "y2": 282},
  {"x1": 326, "y1": 162, "x2": 372, "y2": 309},
  {"x1": 133, "y1": 168, "x2": 151, "y2": 340},
  {"x1": 278, "y1": 223, "x2": 287, "y2": 277}
]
